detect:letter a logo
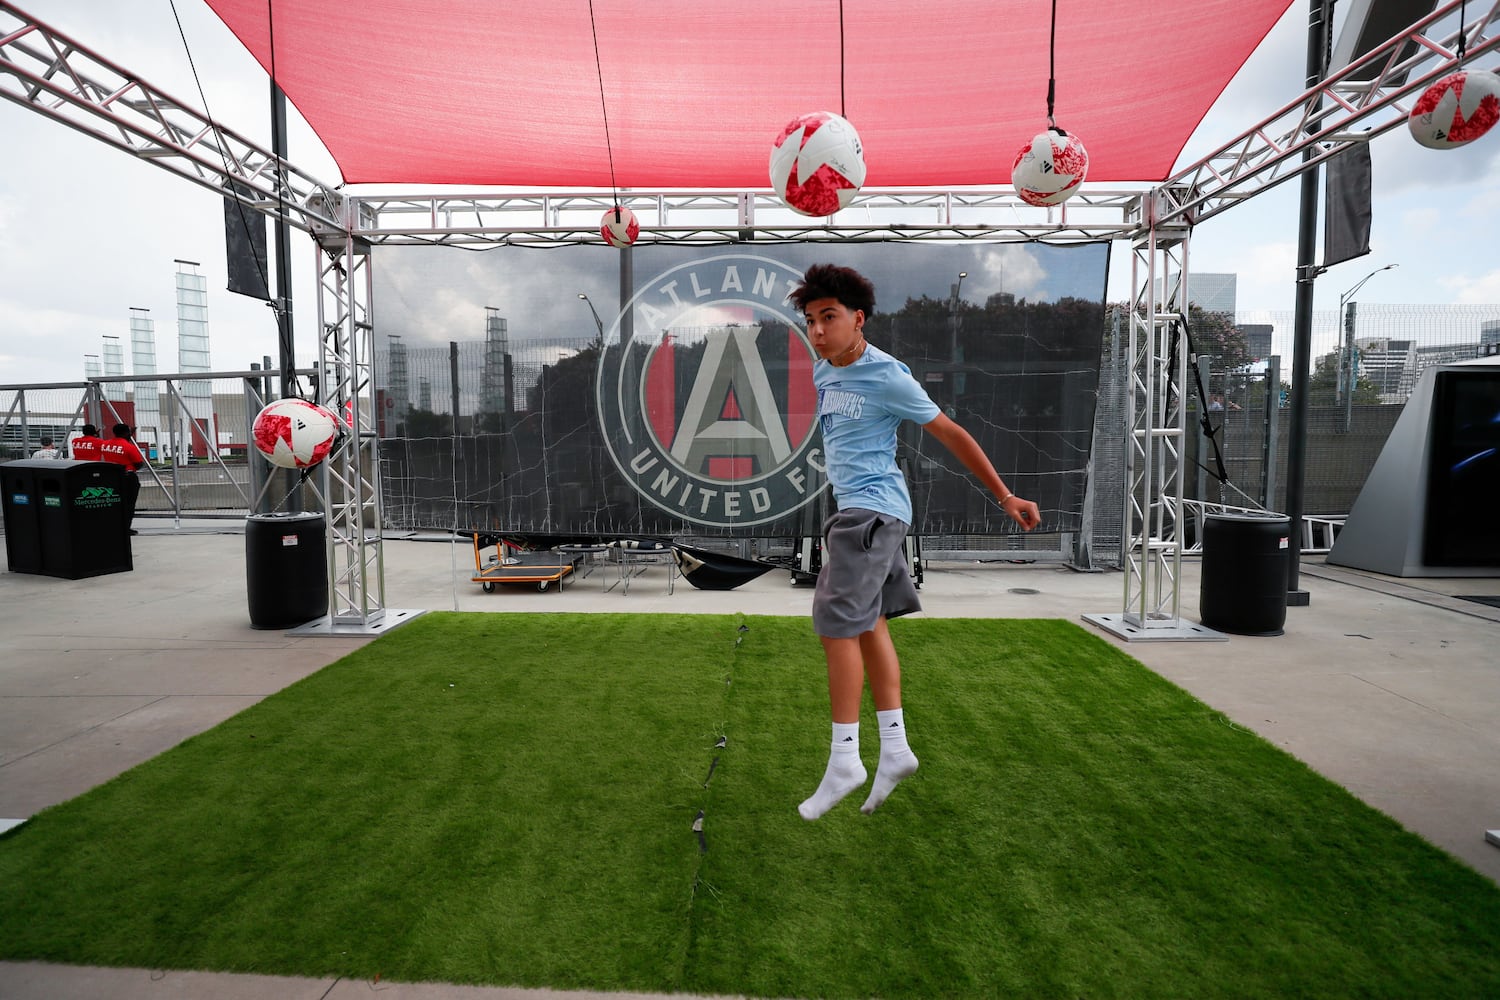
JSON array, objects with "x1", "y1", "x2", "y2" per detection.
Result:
[{"x1": 668, "y1": 326, "x2": 792, "y2": 480}]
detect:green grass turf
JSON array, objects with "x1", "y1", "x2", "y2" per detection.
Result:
[{"x1": 2, "y1": 613, "x2": 1498, "y2": 998}]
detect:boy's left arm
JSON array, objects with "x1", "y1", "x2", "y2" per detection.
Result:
[{"x1": 920, "y1": 413, "x2": 1040, "y2": 530}]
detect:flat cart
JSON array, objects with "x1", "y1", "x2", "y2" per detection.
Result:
[{"x1": 470, "y1": 533, "x2": 576, "y2": 593}]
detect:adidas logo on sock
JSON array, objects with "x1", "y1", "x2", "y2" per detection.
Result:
[
  {"x1": 887, "y1": 722, "x2": 900, "y2": 728},
  {"x1": 840, "y1": 736, "x2": 855, "y2": 742}
]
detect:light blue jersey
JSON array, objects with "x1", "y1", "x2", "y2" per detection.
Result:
[{"x1": 814, "y1": 343, "x2": 940, "y2": 524}]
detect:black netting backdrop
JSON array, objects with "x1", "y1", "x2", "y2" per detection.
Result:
[{"x1": 374, "y1": 242, "x2": 1108, "y2": 543}]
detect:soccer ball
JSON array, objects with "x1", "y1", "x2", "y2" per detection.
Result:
[
  {"x1": 770, "y1": 111, "x2": 867, "y2": 217},
  {"x1": 1011, "y1": 127, "x2": 1089, "y2": 207},
  {"x1": 252, "y1": 398, "x2": 342, "y2": 469},
  {"x1": 1407, "y1": 69, "x2": 1500, "y2": 149},
  {"x1": 600, "y1": 205, "x2": 639, "y2": 247}
]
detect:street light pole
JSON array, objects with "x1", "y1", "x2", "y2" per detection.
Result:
[
  {"x1": 578, "y1": 292, "x2": 606, "y2": 347},
  {"x1": 949, "y1": 270, "x2": 967, "y2": 396},
  {"x1": 1338, "y1": 263, "x2": 1397, "y2": 431}
]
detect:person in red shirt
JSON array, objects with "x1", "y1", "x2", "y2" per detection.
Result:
[
  {"x1": 100, "y1": 423, "x2": 147, "y2": 535},
  {"x1": 70, "y1": 424, "x2": 104, "y2": 462}
]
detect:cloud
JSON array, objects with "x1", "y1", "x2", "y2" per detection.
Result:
[
  {"x1": 1440, "y1": 267, "x2": 1500, "y2": 304},
  {"x1": 1374, "y1": 126, "x2": 1500, "y2": 195},
  {"x1": 970, "y1": 245, "x2": 1047, "y2": 302},
  {"x1": 374, "y1": 246, "x2": 616, "y2": 350}
]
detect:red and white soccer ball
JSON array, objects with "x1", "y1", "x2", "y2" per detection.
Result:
[
  {"x1": 600, "y1": 204, "x2": 639, "y2": 247},
  {"x1": 769, "y1": 111, "x2": 867, "y2": 217},
  {"x1": 1011, "y1": 127, "x2": 1090, "y2": 207},
  {"x1": 252, "y1": 398, "x2": 342, "y2": 469},
  {"x1": 1407, "y1": 69, "x2": 1500, "y2": 149}
]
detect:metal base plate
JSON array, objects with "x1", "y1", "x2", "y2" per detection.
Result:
[
  {"x1": 1081, "y1": 612, "x2": 1229, "y2": 642},
  {"x1": 286, "y1": 608, "x2": 427, "y2": 637}
]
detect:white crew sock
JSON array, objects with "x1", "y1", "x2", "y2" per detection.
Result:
[
  {"x1": 862, "y1": 708, "x2": 919, "y2": 814},
  {"x1": 798, "y1": 722, "x2": 866, "y2": 821}
]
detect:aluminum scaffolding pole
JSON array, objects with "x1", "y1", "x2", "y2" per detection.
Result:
[
  {"x1": 1085, "y1": 190, "x2": 1225, "y2": 642},
  {"x1": 292, "y1": 218, "x2": 420, "y2": 636}
]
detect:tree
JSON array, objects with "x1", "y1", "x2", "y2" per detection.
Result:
[
  {"x1": 1186, "y1": 305, "x2": 1254, "y2": 373},
  {"x1": 400, "y1": 407, "x2": 452, "y2": 437},
  {"x1": 1301, "y1": 350, "x2": 1382, "y2": 407}
]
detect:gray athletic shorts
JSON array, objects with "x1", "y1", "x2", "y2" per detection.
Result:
[{"x1": 812, "y1": 507, "x2": 921, "y2": 638}]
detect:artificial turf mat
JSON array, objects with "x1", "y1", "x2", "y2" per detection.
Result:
[{"x1": 2, "y1": 613, "x2": 1498, "y2": 998}]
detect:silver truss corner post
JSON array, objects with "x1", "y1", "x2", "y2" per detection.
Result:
[
  {"x1": 1085, "y1": 189, "x2": 1225, "y2": 643},
  {"x1": 292, "y1": 217, "x2": 423, "y2": 637}
]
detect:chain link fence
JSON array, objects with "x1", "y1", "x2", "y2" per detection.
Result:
[{"x1": 1, "y1": 371, "x2": 294, "y2": 519}]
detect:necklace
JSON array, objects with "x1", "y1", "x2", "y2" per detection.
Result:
[{"x1": 831, "y1": 336, "x2": 865, "y2": 367}]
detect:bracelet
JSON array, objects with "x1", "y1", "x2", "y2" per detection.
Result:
[{"x1": 998, "y1": 492, "x2": 1014, "y2": 505}]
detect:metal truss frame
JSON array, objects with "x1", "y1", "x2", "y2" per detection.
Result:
[
  {"x1": 3, "y1": 0, "x2": 1493, "y2": 633},
  {"x1": 349, "y1": 188, "x2": 1145, "y2": 246},
  {"x1": 308, "y1": 232, "x2": 388, "y2": 628},
  {"x1": 1082, "y1": 193, "x2": 1223, "y2": 642},
  {"x1": 1157, "y1": 0, "x2": 1500, "y2": 228},
  {"x1": 0, "y1": 3, "x2": 339, "y2": 235}
]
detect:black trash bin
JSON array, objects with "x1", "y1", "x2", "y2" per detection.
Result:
[
  {"x1": 1199, "y1": 512, "x2": 1290, "y2": 636},
  {"x1": 246, "y1": 512, "x2": 328, "y2": 629},
  {"x1": 1, "y1": 461, "x2": 43, "y2": 573},
  {"x1": 2, "y1": 460, "x2": 131, "y2": 579}
]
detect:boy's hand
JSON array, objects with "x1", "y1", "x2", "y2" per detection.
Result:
[{"x1": 1001, "y1": 495, "x2": 1040, "y2": 531}]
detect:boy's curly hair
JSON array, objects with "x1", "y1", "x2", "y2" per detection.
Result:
[{"x1": 789, "y1": 263, "x2": 876, "y2": 317}]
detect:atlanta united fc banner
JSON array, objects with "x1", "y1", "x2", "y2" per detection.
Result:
[
  {"x1": 375, "y1": 241, "x2": 1109, "y2": 539},
  {"x1": 597, "y1": 254, "x2": 823, "y2": 529}
]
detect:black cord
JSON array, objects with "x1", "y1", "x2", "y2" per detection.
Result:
[
  {"x1": 1458, "y1": 0, "x2": 1468, "y2": 61},
  {"x1": 1171, "y1": 312, "x2": 1229, "y2": 486},
  {"x1": 839, "y1": 0, "x2": 846, "y2": 118},
  {"x1": 588, "y1": 0, "x2": 620, "y2": 211},
  {"x1": 1047, "y1": 0, "x2": 1057, "y2": 127}
]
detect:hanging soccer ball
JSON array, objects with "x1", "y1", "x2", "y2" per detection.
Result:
[
  {"x1": 600, "y1": 204, "x2": 639, "y2": 247},
  {"x1": 1011, "y1": 127, "x2": 1090, "y2": 207},
  {"x1": 1407, "y1": 68, "x2": 1500, "y2": 149},
  {"x1": 769, "y1": 111, "x2": 867, "y2": 217},
  {"x1": 252, "y1": 398, "x2": 342, "y2": 469}
]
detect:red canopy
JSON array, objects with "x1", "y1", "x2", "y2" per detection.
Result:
[{"x1": 205, "y1": 0, "x2": 1293, "y2": 188}]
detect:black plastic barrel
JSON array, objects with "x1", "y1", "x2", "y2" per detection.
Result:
[
  {"x1": 246, "y1": 512, "x2": 328, "y2": 629},
  {"x1": 1199, "y1": 512, "x2": 1291, "y2": 636}
]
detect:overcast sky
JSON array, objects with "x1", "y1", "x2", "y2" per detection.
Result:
[{"x1": 2, "y1": 1, "x2": 1498, "y2": 387}]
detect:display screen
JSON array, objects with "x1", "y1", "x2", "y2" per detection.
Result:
[{"x1": 1424, "y1": 369, "x2": 1500, "y2": 566}]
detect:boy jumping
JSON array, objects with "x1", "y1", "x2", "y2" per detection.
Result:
[{"x1": 791, "y1": 263, "x2": 1040, "y2": 820}]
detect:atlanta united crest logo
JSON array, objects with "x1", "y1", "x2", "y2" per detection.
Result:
[{"x1": 596, "y1": 253, "x2": 828, "y2": 528}]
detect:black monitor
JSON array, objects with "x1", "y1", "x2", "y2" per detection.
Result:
[{"x1": 1424, "y1": 369, "x2": 1500, "y2": 567}]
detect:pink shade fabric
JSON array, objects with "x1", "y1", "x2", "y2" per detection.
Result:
[{"x1": 205, "y1": 0, "x2": 1294, "y2": 187}]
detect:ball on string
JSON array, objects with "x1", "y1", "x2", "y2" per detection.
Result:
[
  {"x1": 769, "y1": 111, "x2": 867, "y2": 217},
  {"x1": 1011, "y1": 127, "x2": 1089, "y2": 207},
  {"x1": 600, "y1": 205, "x2": 639, "y2": 247},
  {"x1": 1407, "y1": 68, "x2": 1500, "y2": 149},
  {"x1": 252, "y1": 398, "x2": 342, "y2": 469}
]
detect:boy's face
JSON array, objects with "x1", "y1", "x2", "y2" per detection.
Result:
[{"x1": 803, "y1": 297, "x2": 864, "y2": 362}]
